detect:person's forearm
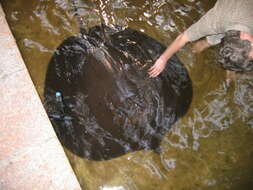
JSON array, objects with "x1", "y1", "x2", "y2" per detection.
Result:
[
  {"x1": 160, "y1": 32, "x2": 189, "y2": 61},
  {"x1": 148, "y1": 31, "x2": 190, "y2": 77}
]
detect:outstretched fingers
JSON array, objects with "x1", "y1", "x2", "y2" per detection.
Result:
[
  {"x1": 148, "y1": 58, "x2": 167, "y2": 77},
  {"x1": 149, "y1": 65, "x2": 162, "y2": 77}
]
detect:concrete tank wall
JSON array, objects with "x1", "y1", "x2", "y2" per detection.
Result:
[{"x1": 0, "y1": 4, "x2": 82, "y2": 190}]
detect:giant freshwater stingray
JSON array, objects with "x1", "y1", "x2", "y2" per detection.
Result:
[{"x1": 44, "y1": 25, "x2": 192, "y2": 161}]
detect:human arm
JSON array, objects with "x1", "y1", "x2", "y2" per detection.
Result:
[
  {"x1": 148, "y1": 31, "x2": 189, "y2": 77},
  {"x1": 149, "y1": 4, "x2": 218, "y2": 77}
]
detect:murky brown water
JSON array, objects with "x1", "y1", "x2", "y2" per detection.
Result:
[{"x1": 2, "y1": 0, "x2": 253, "y2": 189}]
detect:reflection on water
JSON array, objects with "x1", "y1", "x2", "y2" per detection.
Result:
[
  {"x1": 2, "y1": 0, "x2": 253, "y2": 189},
  {"x1": 100, "y1": 186, "x2": 125, "y2": 190}
]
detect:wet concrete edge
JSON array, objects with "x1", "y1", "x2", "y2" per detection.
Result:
[{"x1": 0, "y1": 3, "x2": 82, "y2": 190}]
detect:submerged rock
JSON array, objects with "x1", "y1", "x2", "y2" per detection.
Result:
[{"x1": 44, "y1": 25, "x2": 192, "y2": 161}]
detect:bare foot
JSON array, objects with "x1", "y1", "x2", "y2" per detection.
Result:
[{"x1": 192, "y1": 39, "x2": 211, "y2": 53}]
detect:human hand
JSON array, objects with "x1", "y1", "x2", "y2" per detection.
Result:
[{"x1": 148, "y1": 57, "x2": 167, "y2": 77}]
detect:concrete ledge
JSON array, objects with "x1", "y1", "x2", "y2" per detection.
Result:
[{"x1": 0, "y1": 4, "x2": 81, "y2": 190}]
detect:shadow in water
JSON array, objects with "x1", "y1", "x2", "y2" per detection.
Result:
[{"x1": 44, "y1": 24, "x2": 192, "y2": 161}]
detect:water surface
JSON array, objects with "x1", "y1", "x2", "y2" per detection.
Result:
[{"x1": 2, "y1": 0, "x2": 253, "y2": 189}]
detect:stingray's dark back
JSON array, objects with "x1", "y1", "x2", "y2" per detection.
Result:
[{"x1": 44, "y1": 25, "x2": 192, "y2": 161}]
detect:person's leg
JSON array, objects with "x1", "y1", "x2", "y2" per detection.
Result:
[
  {"x1": 192, "y1": 39, "x2": 211, "y2": 53},
  {"x1": 192, "y1": 33, "x2": 225, "y2": 53},
  {"x1": 226, "y1": 70, "x2": 236, "y2": 86}
]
